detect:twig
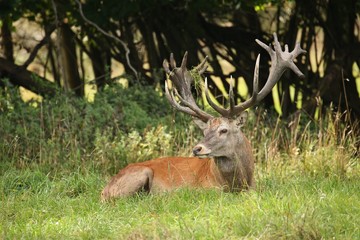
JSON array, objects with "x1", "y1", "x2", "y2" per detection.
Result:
[
  {"x1": 341, "y1": 69, "x2": 353, "y2": 130},
  {"x1": 50, "y1": 0, "x2": 62, "y2": 86},
  {"x1": 74, "y1": 0, "x2": 139, "y2": 81},
  {"x1": 22, "y1": 26, "x2": 55, "y2": 69}
]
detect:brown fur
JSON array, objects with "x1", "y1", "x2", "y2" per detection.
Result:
[{"x1": 101, "y1": 157, "x2": 224, "y2": 200}]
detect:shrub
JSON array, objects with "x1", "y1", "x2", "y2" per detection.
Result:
[{"x1": 0, "y1": 83, "x2": 191, "y2": 171}]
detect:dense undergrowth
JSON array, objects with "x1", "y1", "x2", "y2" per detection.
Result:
[
  {"x1": 0, "y1": 83, "x2": 194, "y2": 174},
  {"x1": 1, "y1": 83, "x2": 359, "y2": 239}
]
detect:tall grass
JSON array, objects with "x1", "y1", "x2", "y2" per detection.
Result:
[
  {"x1": 247, "y1": 107, "x2": 359, "y2": 179},
  {"x1": 1, "y1": 83, "x2": 359, "y2": 239}
]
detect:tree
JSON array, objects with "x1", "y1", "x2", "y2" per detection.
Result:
[{"x1": 0, "y1": 0, "x2": 359, "y2": 121}]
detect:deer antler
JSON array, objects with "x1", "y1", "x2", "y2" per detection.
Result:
[
  {"x1": 205, "y1": 32, "x2": 306, "y2": 118},
  {"x1": 164, "y1": 33, "x2": 305, "y2": 122},
  {"x1": 163, "y1": 52, "x2": 213, "y2": 122}
]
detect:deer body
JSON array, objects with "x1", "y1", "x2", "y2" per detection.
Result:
[
  {"x1": 101, "y1": 157, "x2": 221, "y2": 198},
  {"x1": 101, "y1": 33, "x2": 305, "y2": 201},
  {"x1": 101, "y1": 116, "x2": 255, "y2": 200}
]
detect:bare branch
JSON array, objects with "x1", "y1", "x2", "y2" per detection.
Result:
[
  {"x1": 22, "y1": 26, "x2": 56, "y2": 69},
  {"x1": 0, "y1": 57, "x2": 57, "y2": 97},
  {"x1": 74, "y1": 0, "x2": 139, "y2": 81}
]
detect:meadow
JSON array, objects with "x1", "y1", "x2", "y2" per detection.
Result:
[{"x1": 1, "y1": 84, "x2": 359, "y2": 239}]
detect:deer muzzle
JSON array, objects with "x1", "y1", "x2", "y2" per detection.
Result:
[{"x1": 192, "y1": 144, "x2": 211, "y2": 157}]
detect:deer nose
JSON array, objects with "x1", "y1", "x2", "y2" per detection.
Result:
[{"x1": 193, "y1": 146, "x2": 202, "y2": 156}]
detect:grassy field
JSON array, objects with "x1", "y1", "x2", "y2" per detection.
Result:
[{"x1": 1, "y1": 146, "x2": 359, "y2": 239}]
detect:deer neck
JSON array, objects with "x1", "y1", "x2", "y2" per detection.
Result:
[
  {"x1": 213, "y1": 155, "x2": 241, "y2": 190},
  {"x1": 213, "y1": 145, "x2": 253, "y2": 191}
]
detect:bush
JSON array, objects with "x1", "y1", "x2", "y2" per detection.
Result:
[{"x1": 0, "y1": 83, "x2": 194, "y2": 172}]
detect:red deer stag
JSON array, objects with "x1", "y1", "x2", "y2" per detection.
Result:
[{"x1": 101, "y1": 33, "x2": 305, "y2": 201}]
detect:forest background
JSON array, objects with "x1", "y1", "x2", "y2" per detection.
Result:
[{"x1": 1, "y1": 0, "x2": 359, "y2": 239}]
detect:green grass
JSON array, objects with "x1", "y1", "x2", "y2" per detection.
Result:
[
  {"x1": 1, "y1": 159, "x2": 359, "y2": 239},
  {"x1": 1, "y1": 85, "x2": 359, "y2": 239}
]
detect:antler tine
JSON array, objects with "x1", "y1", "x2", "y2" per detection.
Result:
[
  {"x1": 229, "y1": 77, "x2": 235, "y2": 112},
  {"x1": 172, "y1": 86, "x2": 214, "y2": 121},
  {"x1": 204, "y1": 77, "x2": 230, "y2": 117},
  {"x1": 235, "y1": 54, "x2": 261, "y2": 112},
  {"x1": 255, "y1": 33, "x2": 306, "y2": 101},
  {"x1": 163, "y1": 59, "x2": 170, "y2": 75},
  {"x1": 170, "y1": 53, "x2": 176, "y2": 69},
  {"x1": 204, "y1": 55, "x2": 261, "y2": 117},
  {"x1": 252, "y1": 55, "x2": 260, "y2": 95},
  {"x1": 194, "y1": 56, "x2": 209, "y2": 74},
  {"x1": 226, "y1": 32, "x2": 305, "y2": 117},
  {"x1": 289, "y1": 43, "x2": 307, "y2": 78},
  {"x1": 163, "y1": 53, "x2": 213, "y2": 122},
  {"x1": 180, "y1": 51, "x2": 188, "y2": 70},
  {"x1": 227, "y1": 54, "x2": 261, "y2": 115},
  {"x1": 164, "y1": 80, "x2": 192, "y2": 115}
]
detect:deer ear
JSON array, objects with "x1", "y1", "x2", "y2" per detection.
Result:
[
  {"x1": 193, "y1": 117, "x2": 208, "y2": 132},
  {"x1": 235, "y1": 111, "x2": 248, "y2": 127}
]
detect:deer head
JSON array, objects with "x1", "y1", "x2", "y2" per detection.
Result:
[{"x1": 163, "y1": 33, "x2": 305, "y2": 161}]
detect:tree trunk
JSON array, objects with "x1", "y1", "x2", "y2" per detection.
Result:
[
  {"x1": 0, "y1": 16, "x2": 14, "y2": 89},
  {"x1": 57, "y1": 23, "x2": 83, "y2": 96},
  {"x1": 0, "y1": 57, "x2": 57, "y2": 97},
  {"x1": 0, "y1": 17, "x2": 14, "y2": 62},
  {"x1": 89, "y1": 42, "x2": 110, "y2": 90},
  {"x1": 321, "y1": 0, "x2": 360, "y2": 118}
]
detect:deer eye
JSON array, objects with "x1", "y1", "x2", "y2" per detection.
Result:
[{"x1": 219, "y1": 129, "x2": 228, "y2": 134}]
